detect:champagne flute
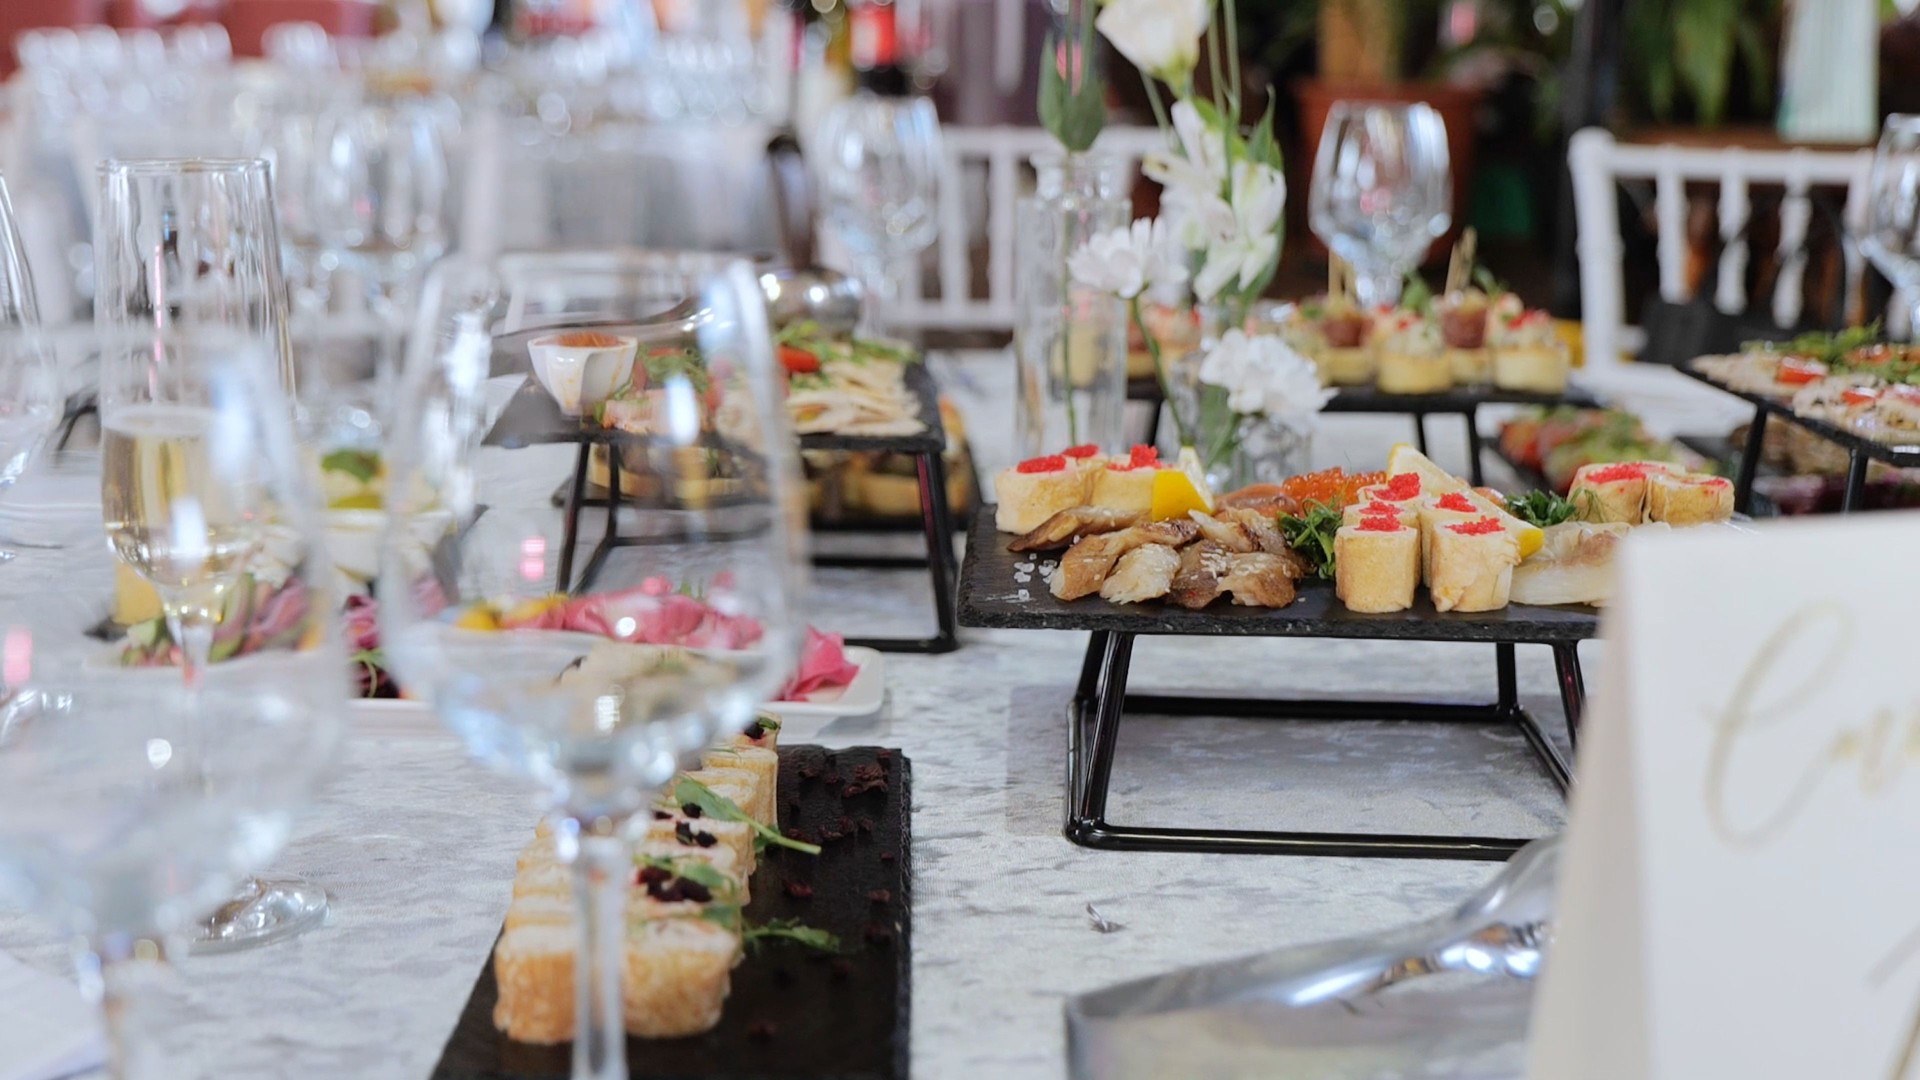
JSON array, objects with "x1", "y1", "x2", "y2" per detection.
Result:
[
  {"x1": 1862, "y1": 114, "x2": 1920, "y2": 340},
  {"x1": 0, "y1": 324, "x2": 346, "y2": 1079},
  {"x1": 380, "y1": 253, "x2": 805, "y2": 1079},
  {"x1": 1308, "y1": 101, "x2": 1453, "y2": 308},
  {"x1": 812, "y1": 91, "x2": 942, "y2": 334},
  {"x1": 97, "y1": 329, "x2": 334, "y2": 953}
]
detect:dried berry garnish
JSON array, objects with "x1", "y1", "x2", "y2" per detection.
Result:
[
  {"x1": 784, "y1": 881, "x2": 814, "y2": 900},
  {"x1": 866, "y1": 889, "x2": 892, "y2": 904},
  {"x1": 842, "y1": 763, "x2": 888, "y2": 797},
  {"x1": 830, "y1": 958, "x2": 854, "y2": 981},
  {"x1": 636, "y1": 865, "x2": 672, "y2": 886},
  {"x1": 798, "y1": 764, "x2": 822, "y2": 781},
  {"x1": 856, "y1": 817, "x2": 874, "y2": 834},
  {"x1": 682, "y1": 802, "x2": 703, "y2": 819},
  {"x1": 863, "y1": 924, "x2": 893, "y2": 944},
  {"x1": 748, "y1": 1020, "x2": 777, "y2": 1041},
  {"x1": 645, "y1": 875, "x2": 713, "y2": 904},
  {"x1": 651, "y1": 810, "x2": 671, "y2": 821},
  {"x1": 879, "y1": 851, "x2": 896, "y2": 863}
]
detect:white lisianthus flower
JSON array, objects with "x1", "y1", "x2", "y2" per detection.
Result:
[
  {"x1": 1192, "y1": 160, "x2": 1288, "y2": 302},
  {"x1": 1068, "y1": 217, "x2": 1189, "y2": 300},
  {"x1": 1095, "y1": 0, "x2": 1212, "y2": 88},
  {"x1": 1198, "y1": 330, "x2": 1333, "y2": 425},
  {"x1": 1145, "y1": 101, "x2": 1233, "y2": 251}
]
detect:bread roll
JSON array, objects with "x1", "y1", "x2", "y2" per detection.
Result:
[
  {"x1": 1335, "y1": 518, "x2": 1420, "y2": 613},
  {"x1": 1646, "y1": 472, "x2": 1734, "y2": 525},
  {"x1": 1428, "y1": 517, "x2": 1520, "y2": 612},
  {"x1": 702, "y1": 745, "x2": 779, "y2": 810}
]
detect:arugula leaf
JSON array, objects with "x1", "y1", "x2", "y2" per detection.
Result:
[
  {"x1": 321, "y1": 448, "x2": 381, "y2": 483},
  {"x1": 752, "y1": 713, "x2": 781, "y2": 732},
  {"x1": 644, "y1": 349, "x2": 710, "y2": 394},
  {"x1": 1278, "y1": 500, "x2": 1342, "y2": 581},
  {"x1": 1400, "y1": 273, "x2": 1433, "y2": 315},
  {"x1": 695, "y1": 905, "x2": 744, "y2": 933},
  {"x1": 1506, "y1": 489, "x2": 1580, "y2": 528},
  {"x1": 1037, "y1": 0, "x2": 1105, "y2": 154},
  {"x1": 745, "y1": 918, "x2": 841, "y2": 955},
  {"x1": 633, "y1": 852, "x2": 736, "y2": 895},
  {"x1": 672, "y1": 778, "x2": 822, "y2": 855}
]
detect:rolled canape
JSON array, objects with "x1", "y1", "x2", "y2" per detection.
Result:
[
  {"x1": 1088, "y1": 445, "x2": 1166, "y2": 514},
  {"x1": 1646, "y1": 472, "x2": 1734, "y2": 525},
  {"x1": 492, "y1": 916, "x2": 741, "y2": 1044},
  {"x1": 993, "y1": 450, "x2": 1096, "y2": 533},
  {"x1": 1335, "y1": 516, "x2": 1420, "y2": 613},
  {"x1": 1569, "y1": 462, "x2": 1651, "y2": 524},
  {"x1": 702, "y1": 744, "x2": 779, "y2": 810},
  {"x1": 1341, "y1": 498, "x2": 1419, "y2": 529},
  {"x1": 681, "y1": 765, "x2": 772, "y2": 828},
  {"x1": 1416, "y1": 491, "x2": 1482, "y2": 583},
  {"x1": 1428, "y1": 516, "x2": 1521, "y2": 613}
]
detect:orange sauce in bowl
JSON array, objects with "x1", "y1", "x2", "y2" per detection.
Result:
[{"x1": 544, "y1": 331, "x2": 626, "y2": 348}]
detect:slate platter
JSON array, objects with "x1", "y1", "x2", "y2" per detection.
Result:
[
  {"x1": 1677, "y1": 360, "x2": 1920, "y2": 467},
  {"x1": 1126, "y1": 376, "x2": 1598, "y2": 413},
  {"x1": 430, "y1": 746, "x2": 912, "y2": 1080},
  {"x1": 484, "y1": 363, "x2": 946, "y2": 456},
  {"x1": 956, "y1": 508, "x2": 1599, "y2": 644}
]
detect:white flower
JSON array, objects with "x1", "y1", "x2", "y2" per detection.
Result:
[
  {"x1": 1095, "y1": 0, "x2": 1212, "y2": 87},
  {"x1": 1145, "y1": 101, "x2": 1232, "y2": 251},
  {"x1": 1068, "y1": 217, "x2": 1189, "y2": 300},
  {"x1": 1197, "y1": 330, "x2": 1332, "y2": 426},
  {"x1": 1193, "y1": 160, "x2": 1286, "y2": 302}
]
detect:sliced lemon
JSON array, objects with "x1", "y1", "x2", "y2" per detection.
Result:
[
  {"x1": 328, "y1": 492, "x2": 384, "y2": 510},
  {"x1": 454, "y1": 604, "x2": 501, "y2": 631},
  {"x1": 499, "y1": 595, "x2": 568, "y2": 627},
  {"x1": 1151, "y1": 448, "x2": 1215, "y2": 521},
  {"x1": 1387, "y1": 443, "x2": 1543, "y2": 558}
]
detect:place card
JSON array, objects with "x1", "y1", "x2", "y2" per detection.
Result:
[{"x1": 1530, "y1": 516, "x2": 1920, "y2": 1079}]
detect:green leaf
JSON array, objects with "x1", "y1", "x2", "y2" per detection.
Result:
[
  {"x1": 1506, "y1": 489, "x2": 1580, "y2": 528},
  {"x1": 633, "y1": 852, "x2": 736, "y2": 896},
  {"x1": 745, "y1": 918, "x2": 842, "y2": 954},
  {"x1": 752, "y1": 713, "x2": 781, "y2": 731},
  {"x1": 1036, "y1": 4, "x2": 1107, "y2": 154},
  {"x1": 1278, "y1": 500, "x2": 1343, "y2": 581},
  {"x1": 1243, "y1": 89, "x2": 1284, "y2": 172},
  {"x1": 1472, "y1": 266, "x2": 1507, "y2": 298},
  {"x1": 1672, "y1": 1, "x2": 1735, "y2": 126},
  {"x1": 672, "y1": 778, "x2": 822, "y2": 855},
  {"x1": 321, "y1": 448, "x2": 381, "y2": 483},
  {"x1": 1400, "y1": 272, "x2": 1433, "y2": 315}
]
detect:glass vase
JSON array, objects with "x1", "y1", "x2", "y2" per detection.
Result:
[
  {"x1": 1165, "y1": 307, "x2": 1315, "y2": 491},
  {"x1": 1012, "y1": 151, "x2": 1129, "y2": 458}
]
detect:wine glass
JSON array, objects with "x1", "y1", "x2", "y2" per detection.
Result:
[
  {"x1": 94, "y1": 158, "x2": 296, "y2": 392},
  {"x1": 812, "y1": 91, "x2": 942, "y2": 334},
  {"x1": 0, "y1": 176, "x2": 58, "y2": 564},
  {"x1": 310, "y1": 95, "x2": 450, "y2": 327},
  {"x1": 1862, "y1": 114, "x2": 1920, "y2": 340},
  {"x1": 0, "y1": 324, "x2": 346, "y2": 1078},
  {"x1": 93, "y1": 320, "x2": 338, "y2": 954},
  {"x1": 380, "y1": 253, "x2": 805, "y2": 1079},
  {"x1": 1308, "y1": 101, "x2": 1453, "y2": 309}
]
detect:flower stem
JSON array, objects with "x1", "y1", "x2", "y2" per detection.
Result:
[
  {"x1": 1206, "y1": 11, "x2": 1227, "y2": 120},
  {"x1": 1140, "y1": 72, "x2": 1170, "y2": 134},
  {"x1": 1224, "y1": 0, "x2": 1243, "y2": 123},
  {"x1": 1058, "y1": 199, "x2": 1081, "y2": 447},
  {"x1": 1132, "y1": 296, "x2": 1194, "y2": 449}
]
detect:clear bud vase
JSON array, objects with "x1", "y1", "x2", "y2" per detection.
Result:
[
  {"x1": 1166, "y1": 305, "x2": 1315, "y2": 491},
  {"x1": 1012, "y1": 151, "x2": 1129, "y2": 458}
]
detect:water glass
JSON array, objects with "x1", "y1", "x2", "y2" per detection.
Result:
[
  {"x1": 813, "y1": 92, "x2": 943, "y2": 333},
  {"x1": 1308, "y1": 101, "x2": 1453, "y2": 308}
]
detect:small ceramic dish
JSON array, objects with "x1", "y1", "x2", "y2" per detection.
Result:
[{"x1": 528, "y1": 331, "x2": 638, "y2": 417}]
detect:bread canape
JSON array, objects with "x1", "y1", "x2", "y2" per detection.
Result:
[
  {"x1": 1428, "y1": 515, "x2": 1521, "y2": 612},
  {"x1": 1341, "y1": 498, "x2": 1419, "y2": 529},
  {"x1": 1509, "y1": 521, "x2": 1631, "y2": 607},
  {"x1": 681, "y1": 765, "x2": 772, "y2": 828},
  {"x1": 1416, "y1": 490, "x2": 1483, "y2": 583},
  {"x1": 1436, "y1": 288, "x2": 1492, "y2": 385},
  {"x1": 1088, "y1": 445, "x2": 1168, "y2": 514},
  {"x1": 1314, "y1": 295, "x2": 1376, "y2": 386},
  {"x1": 1335, "y1": 514, "x2": 1420, "y2": 613},
  {"x1": 1488, "y1": 297, "x2": 1569, "y2": 394},
  {"x1": 1374, "y1": 310, "x2": 1452, "y2": 395},
  {"x1": 992, "y1": 445, "x2": 1102, "y2": 533},
  {"x1": 1568, "y1": 461, "x2": 1683, "y2": 525}
]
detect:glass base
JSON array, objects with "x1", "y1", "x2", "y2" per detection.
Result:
[{"x1": 189, "y1": 875, "x2": 329, "y2": 954}]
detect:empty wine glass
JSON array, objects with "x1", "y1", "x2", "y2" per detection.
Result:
[
  {"x1": 812, "y1": 91, "x2": 942, "y2": 334},
  {"x1": 311, "y1": 95, "x2": 450, "y2": 331},
  {"x1": 1308, "y1": 101, "x2": 1452, "y2": 308},
  {"x1": 380, "y1": 253, "x2": 805, "y2": 1079},
  {"x1": 0, "y1": 324, "x2": 346, "y2": 1079},
  {"x1": 93, "y1": 313, "x2": 334, "y2": 949},
  {"x1": 0, "y1": 177, "x2": 58, "y2": 565},
  {"x1": 0, "y1": 174, "x2": 37, "y2": 328},
  {"x1": 1862, "y1": 114, "x2": 1920, "y2": 340}
]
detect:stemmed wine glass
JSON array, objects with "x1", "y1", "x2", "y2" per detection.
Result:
[
  {"x1": 310, "y1": 94, "x2": 450, "y2": 334},
  {"x1": 380, "y1": 253, "x2": 805, "y2": 1079},
  {"x1": 94, "y1": 157, "x2": 329, "y2": 951},
  {"x1": 1862, "y1": 114, "x2": 1920, "y2": 340},
  {"x1": 1308, "y1": 101, "x2": 1453, "y2": 308},
  {"x1": 0, "y1": 324, "x2": 346, "y2": 1079},
  {"x1": 0, "y1": 175, "x2": 58, "y2": 564},
  {"x1": 812, "y1": 91, "x2": 942, "y2": 334}
]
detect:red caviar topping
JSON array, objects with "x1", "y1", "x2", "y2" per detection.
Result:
[
  {"x1": 1358, "y1": 500, "x2": 1400, "y2": 516},
  {"x1": 1698, "y1": 476, "x2": 1731, "y2": 489},
  {"x1": 1382, "y1": 473, "x2": 1421, "y2": 500},
  {"x1": 1585, "y1": 463, "x2": 1647, "y2": 484},
  {"x1": 1017, "y1": 454, "x2": 1068, "y2": 474},
  {"x1": 1106, "y1": 445, "x2": 1164, "y2": 472},
  {"x1": 1449, "y1": 517, "x2": 1507, "y2": 536},
  {"x1": 1436, "y1": 492, "x2": 1476, "y2": 513},
  {"x1": 1062, "y1": 444, "x2": 1099, "y2": 459},
  {"x1": 1356, "y1": 515, "x2": 1405, "y2": 532}
]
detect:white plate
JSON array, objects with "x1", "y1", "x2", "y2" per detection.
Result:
[{"x1": 760, "y1": 646, "x2": 885, "y2": 720}]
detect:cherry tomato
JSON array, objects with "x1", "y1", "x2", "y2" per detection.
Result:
[{"x1": 778, "y1": 345, "x2": 821, "y2": 375}]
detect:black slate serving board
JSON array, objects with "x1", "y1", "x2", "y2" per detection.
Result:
[
  {"x1": 484, "y1": 364, "x2": 946, "y2": 457},
  {"x1": 1678, "y1": 361, "x2": 1920, "y2": 467},
  {"x1": 431, "y1": 746, "x2": 912, "y2": 1080},
  {"x1": 1126, "y1": 376, "x2": 1598, "y2": 413},
  {"x1": 956, "y1": 508, "x2": 1599, "y2": 644}
]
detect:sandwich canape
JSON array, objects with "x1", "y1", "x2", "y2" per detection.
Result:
[
  {"x1": 1088, "y1": 444, "x2": 1168, "y2": 514},
  {"x1": 1645, "y1": 471, "x2": 1734, "y2": 525},
  {"x1": 1436, "y1": 287, "x2": 1492, "y2": 385},
  {"x1": 992, "y1": 444, "x2": 1102, "y2": 533},
  {"x1": 1488, "y1": 296, "x2": 1570, "y2": 394},
  {"x1": 1373, "y1": 309, "x2": 1452, "y2": 395},
  {"x1": 1508, "y1": 520, "x2": 1631, "y2": 607},
  {"x1": 1417, "y1": 490, "x2": 1483, "y2": 582},
  {"x1": 1334, "y1": 513, "x2": 1420, "y2": 613},
  {"x1": 1314, "y1": 294, "x2": 1376, "y2": 386},
  {"x1": 1428, "y1": 516, "x2": 1521, "y2": 613}
]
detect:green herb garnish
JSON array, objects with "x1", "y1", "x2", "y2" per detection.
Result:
[
  {"x1": 752, "y1": 713, "x2": 781, "y2": 732},
  {"x1": 672, "y1": 778, "x2": 822, "y2": 855},
  {"x1": 643, "y1": 348, "x2": 710, "y2": 394},
  {"x1": 321, "y1": 448, "x2": 381, "y2": 483},
  {"x1": 744, "y1": 918, "x2": 841, "y2": 954},
  {"x1": 1506, "y1": 489, "x2": 1581, "y2": 528},
  {"x1": 1278, "y1": 500, "x2": 1343, "y2": 581},
  {"x1": 1400, "y1": 273, "x2": 1433, "y2": 314},
  {"x1": 633, "y1": 853, "x2": 737, "y2": 896}
]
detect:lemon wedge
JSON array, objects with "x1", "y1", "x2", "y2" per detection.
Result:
[
  {"x1": 1151, "y1": 448, "x2": 1215, "y2": 521},
  {"x1": 1387, "y1": 443, "x2": 1543, "y2": 558},
  {"x1": 454, "y1": 604, "x2": 501, "y2": 631}
]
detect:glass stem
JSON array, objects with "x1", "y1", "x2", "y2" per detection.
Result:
[
  {"x1": 76, "y1": 932, "x2": 176, "y2": 1080},
  {"x1": 562, "y1": 820, "x2": 627, "y2": 1080},
  {"x1": 854, "y1": 253, "x2": 891, "y2": 338},
  {"x1": 1354, "y1": 270, "x2": 1403, "y2": 310}
]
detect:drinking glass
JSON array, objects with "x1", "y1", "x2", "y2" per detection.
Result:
[
  {"x1": 1863, "y1": 114, "x2": 1920, "y2": 340},
  {"x1": 380, "y1": 253, "x2": 805, "y2": 1079},
  {"x1": 94, "y1": 158, "x2": 295, "y2": 393},
  {"x1": 0, "y1": 325, "x2": 346, "y2": 1079},
  {"x1": 94, "y1": 317, "x2": 335, "y2": 952},
  {"x1": 0, "y1": 178, "x2": 58, "y2": 564},
  {"x1": 1308, "y1": 101, "x2": 1453, "y2": 308},
  {"x1": 311, "y1": 96, "x2": 450, "y2": 325},
  {"x1": 812, "y1": 92, "x2": 942, "y2": 334}
]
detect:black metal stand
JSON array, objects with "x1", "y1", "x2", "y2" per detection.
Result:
[{"x1": 1064, "y1": 633, "x2": 1583, "y2": 861}]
